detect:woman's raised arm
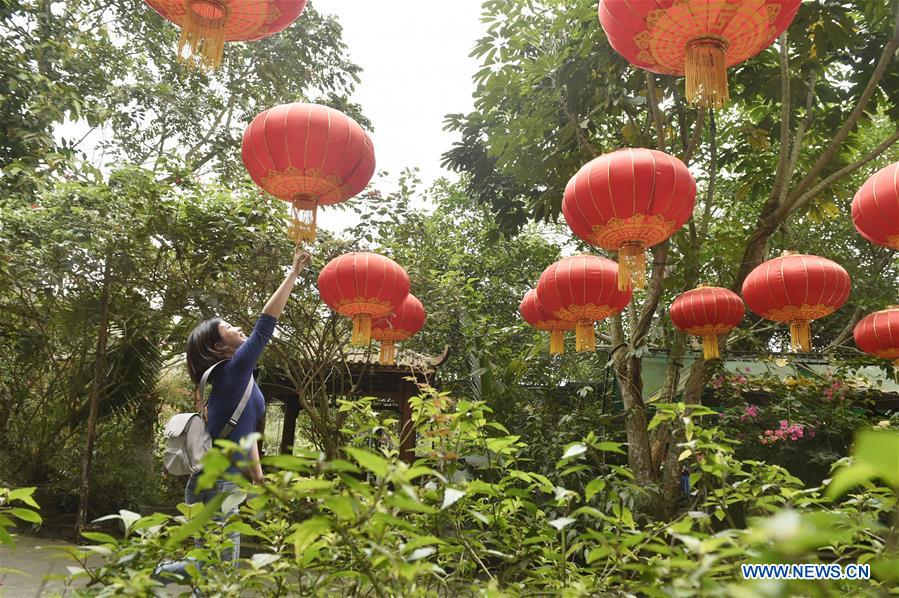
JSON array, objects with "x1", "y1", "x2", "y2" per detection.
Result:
[{"x1": 262, "y1": 250, "x2": 311, "y2": 319}]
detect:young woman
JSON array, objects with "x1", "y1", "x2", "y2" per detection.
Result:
[{"x1": 155, "y1": 250, "x2": 311, "y2": 582}]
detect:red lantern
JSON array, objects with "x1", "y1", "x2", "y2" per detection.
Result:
[
  {"x1": 372, "y1": 295, "x2": 426, "y2": 366},
  {"x1": 598, "y1": 0, "x2": 800, "y2": 109},
  {"x1": 519, "y1": 289, "x2": 576, "y2": 355},
  {"x1": 536, "y1": 255, "x2": 632, "y2": 352},
  {"x1": 853, "y1": 306, "x2": 899, "y2": 371},
  {"x1": 145, "y1": 0, "x2": 307, "y2": 69},
  {"x1": 669, "y1": 285, "x2": 744, "y2": 360},
  {"x1": 562, "y1": 148, "x2": 696, "y2": 291},
  {"x1": 851, "y1": 161, "x2": 899, "y2": 250},
  {"x1": 242, "y1": 103, "x2": 375, "y2": 243},
  {"x1": 318, "y1": 253, "x2": 410, "y2": 345},
  {"x1": 741, "y1": 252, "x2": 851, "y2": 352}
]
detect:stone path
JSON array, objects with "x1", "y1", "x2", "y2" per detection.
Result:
[
  {"x1": 0, "y1": 535, "x2": 89, "y2": 597},
  {"x1": 0, "y1": 534, "x2": 195, "y2": 597}
]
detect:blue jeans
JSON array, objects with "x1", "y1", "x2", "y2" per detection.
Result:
[{"x1": 153, "y1": 473, "x2": 242, "y2": 583}]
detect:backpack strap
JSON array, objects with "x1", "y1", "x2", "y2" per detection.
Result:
[{"x1": 198, "y1": 360, "x2": 256, "y2": 440}]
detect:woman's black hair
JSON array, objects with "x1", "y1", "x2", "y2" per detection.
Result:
[{"x1": 186, "y1": 318, "x2": 224, "y2": 385}]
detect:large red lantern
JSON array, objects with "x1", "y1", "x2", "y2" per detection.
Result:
[
  {"x1": 851, "y1": 161, "x2": 899, "y2": 250},
  {"x1": 519, "y1": 289, "x2": 576, "y2": 355},
  {"x1": 145, "y1": 0, "x2": 307, "y2": 69},
  {"x1": 371, "y1": 295, "x2": 426, "y2": 366},
  {"x1": 536, "y1": 255, "x2": 632, "y2": 352},
  {"x1": 597, "y1": 0, "x2": 800, "y2": 109},
  {"x1": 242, "y1": 103, "x2": 375, "y2": 243},
  {"x1": 742, "y1": 252, "x2": 851, "y2": 352},
  {"x1": 853, "y1": 306, "x2": 899, "y2": 372},
  {"x1": 669, "y1": 285, "x2": 744, "y2": 360},
  {"x1": 562, "y1": 148, "x2": 696, "y2": 291},
  {"x1": 318, "y1": 253, "x2": 410, "y2": 345}
]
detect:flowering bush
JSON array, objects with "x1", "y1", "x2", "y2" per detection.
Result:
[{"x1": 707, "y1": 364, "x2": 883, "y2": 484}]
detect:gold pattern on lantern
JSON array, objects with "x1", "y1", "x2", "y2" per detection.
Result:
[
  {"x1": 555, "y1": 303, "x2": 620, "y2": 323},
  {"x1": 259, "y1": 167, "x2": 348, "y2": 204},
  {"x1": 764, "y1": 303, "x2": 835, "y2": 323},
  {"x1": 335, "y1": 297, "x2": 394, "y2": 318},
  {"x1": 684, "y1": 323, "x2": 735, "y2": 337},
  {"x1": 588, "y1": 213, "x2": 677, "y2": 250}
]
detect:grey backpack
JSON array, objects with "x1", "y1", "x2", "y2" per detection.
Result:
[{"x1": 162, "y1": 361, "x2": 254, "y2": 476}]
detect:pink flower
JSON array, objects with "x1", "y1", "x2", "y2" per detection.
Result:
[
  {"x1": 735, "y1": 375, "x2": 748, "y2": 384},
  {"x1": 744, "y1": 405, "x2": 759, "y2": 418},
  {"x1": 712, "y1": 376, "x2": 724, "y2": 389},
  {"x1": 764, "y1": 430, "x2": 773, "y2": 436},
  {"x1": 780, "y1": 420, "x2": 789, "y2": 430},
  {"x1": 809, "y1": 430, "x2": 816, "y2": 438}
]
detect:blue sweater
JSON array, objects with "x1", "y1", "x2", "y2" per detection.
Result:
[{"x1": 207, "y1": 314, "x2": 276, "y2": 471}]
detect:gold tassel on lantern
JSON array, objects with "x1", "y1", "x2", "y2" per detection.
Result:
[
  {"x1": 379, "y1": 341, "x2": 397, "y2": 366},
  {"x1": 618, "y1": 243, "x2": 646, "y2": 291},
  {"x1": 574, "y1": 321, "x2": 596, "y2": 353},
  {"x1": 549, "y1": 330, "x2": 565, "y2": 355},
  {"x1": 701, "y1": 335, "x2": 720, "y2": 360},
  {"x1": 288, "y1": 196, "x2": 318, "y2": 244},
  {"x1": 178, "y1": 0, "x2": 230, "y2": 70},
  {"x1": 789, "y1": 321, "x2": 812, "y2": 353},
  {"x1": 685, "y1": 38, "x2": 729, "y2": 110},
  {"x1": 352, "y1": 314, "x2": 372, "y2": 345}
]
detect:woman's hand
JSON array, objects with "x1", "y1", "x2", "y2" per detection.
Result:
[
  {"x1": 262, "y1": 250, "x2": 311, "y2": 318},
  {"x1": 292, "y1": 250, "x2": 312, "y2": 274}
]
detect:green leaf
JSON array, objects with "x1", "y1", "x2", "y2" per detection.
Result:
[
  {"x1": 165, "y1": 493, "x2": 225, "y2": 548},
  {"x1": 263, "y1": 454, "x2": 314, "y2": 472},
  {"x1": 585, "y1": 479, "x2": 606, "y2": 501},
  {"x1": 587, "y1": 545, "x2": 613, "y2": 564},
  {"x1": 7, "y1": 488, "x2": 39, "y2": 509},
  {"x1": 486, "y1": 435, "x2": 520, "y2": 454},
  {"x1": 345, "y1": 447, "x2": 389, "y2": 478},
  {"x1": 594, "y1": 442, "x2": 626, "y2": 455},
  {"x1": 80, "y1": 531, "x2": 117, "y2": 545},
  {"x1": 9, "y1": 508, "x2": 41, "y2": 524},
  {"x1": 289, "y1": 517, "x2": 331, "y2": 558}
]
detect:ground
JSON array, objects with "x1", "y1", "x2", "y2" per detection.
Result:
[{"x1": 0, "y1": 534, "x2": 194, "y2": 597}]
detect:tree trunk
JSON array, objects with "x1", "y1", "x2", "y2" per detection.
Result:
[{"x1": 75, "y1": 256, "x2": 112, "y2": 534}]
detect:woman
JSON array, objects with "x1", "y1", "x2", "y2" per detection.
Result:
[{"x1": 156, "y1": 249, "x2": 311, "y2": 582}]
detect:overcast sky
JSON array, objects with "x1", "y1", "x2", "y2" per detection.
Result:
[{"x1": 313, "y1": 0, "x2": 485, "y2": 231}]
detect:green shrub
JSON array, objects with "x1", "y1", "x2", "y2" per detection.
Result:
[{"x1": 59, "y1": 387, "x2": 899, "y2": 596}]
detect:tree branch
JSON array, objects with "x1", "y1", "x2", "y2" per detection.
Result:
[
  {"x1": 783, "y1": 11, "x2": 899, "y2": 209},
  {"x1": 777, "y1": 129, "x2": 899, "y2": 220},
  {"x1": 645, "y1": 72, "x2": 666, "y2": 150},
  {"x1": 631, "y1": 242, "x2": 669, "y2": 350},
  {"x1": 769, "y1": 32, "x2": 792, "y2": 206}
]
